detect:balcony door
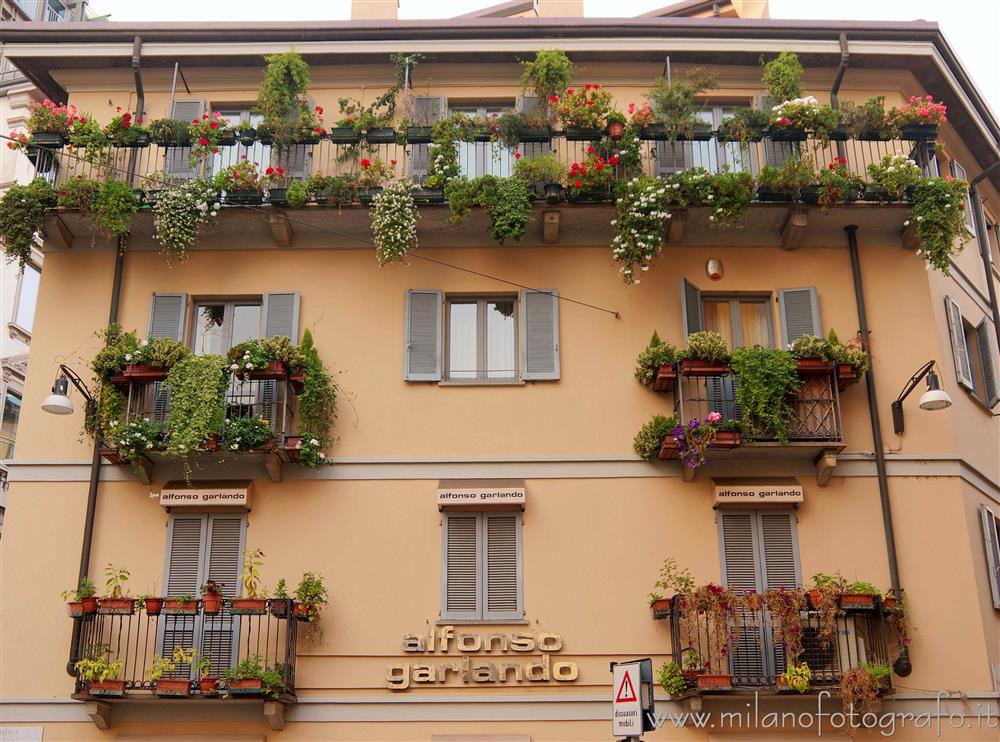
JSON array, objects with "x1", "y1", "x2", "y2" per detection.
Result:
[{"x1": 450, "y1": 104, "x2": 516, "y2": 178}]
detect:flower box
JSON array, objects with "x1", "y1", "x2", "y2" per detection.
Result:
[
  {"x1": 882, "y1": 597, "x2": 898, "y2": 610},
  {"x1": 472, "y1": 128, "x2": 493, "y2": 143},
  {"x1": 410, "y1": 187, "x2": 445, "y2": 204},
  {"x1": 122, "y1": 364, "x2": 168, "y2": 381},
  {"x1": 154, "y1": 678, "x2": 191, "y2": 697},
  {"x1": 538, "y1": 183, "x2": 563, "y2": 205},
  {"x1": 696, "y1": 674, "x2": 732, "y2": 692},
  {"x1": 676, "y1": 124, "x2": 714, "y2": 141},
  {"x1": 217, "y1": 129, "x2": 237, "y2": 146},
  {"x1": 294, "y1": 132, "x2": 322, "y2": 145},
  {"x1": 267, "y1": 187, "x2": 290, "y2": 206},
  {"x1": 652, "y1": 364, "x2": 677, "y2": 392},
  {"x1": 767, "y1": 126, "x2": 807, "y2": 142},
  {"x1": 364, "y1": 127, "x2": 397, "y2": 144},
  {"x1": 257, "y1": 131, "x2": 274, "y2": 146},
  {"x1": 657, "y1": 436, "x2": 681, "y2": 461},
  {"x1": 224, "y1": 190, "x2": 264, "y2": 206},
  {"x1": 67, "y1": 599, "x2": 98, "y2": 618},
  {"x1": 270, "y1": 598, "x2": 292, "y2": 618},
  {"x1": 112, "y1": 131, "x2": 150, "y2": 149},
  {"x1": 100, "y1": 448, "x2": 130, "y2": 465},
  {"x1": 519, "y1": 126, "x2": 553, "y2": 143},
  {"x1": 796, "y1": 358, "x2": 835, "y2": 375},
  {"x1": 679, "y1": 359, "x2": 731, "y2": 376},
  {"x1": 231, "y1": 598, "x2": 267, "y2": 615},
  {"x1": 562, "y1": 126, "x2": 602, "y2": 141},
  {"x1": 88, "y1": 679, "x2": 126, "y2": 697},
  {"x1": 98, "y1": 597, "x2": 136, "y2": 615},
  {"x1": 649, "y1": 599, "x2": 671, "y2": 620},
  {"x1": 143, "y1": 597, "x2": 164, "y2": 615},
  {"x1": 838, "y1": 593, "x2": 876, "y2": 610},
  {"x1": 202, "y1": 593, "x2": 223, "y2": 614},
  {"x1": 711, "y1": 431, "x2": 741, "y2": 449},
  {"x1": 237, "y1": 129, "x2": 257, "y2": 147},
  {"x1": 775, "y1": 676, "x2": 799, "y2": 693},
  {"x1": 567, "y1": 188, "x2": 610, "y2": 203},
  {"x1": 227, "y1": 678, "x2": 264, "y2": 695},
  {"x1": 358, "y1": 186, "x2": 383, "y2": 205},
  {"x1": 857, "y1": 128, "x2": 893, "y2": 142},
  {"x1": 30, "y1": 131, "x2": 67, "y2": 148},
  {"x1": 638, "y1": 124, "x2": 670, "y2": 141},
  {"x1": 900, "y1": 123, "x2": 938, "y2": 140},
  {"x1": 164, "y1": 598, "x2": 198, "y2": 614},
  {"x1": 799, "y1": 185, "x2": 821, "y2": 204},
  {"x1": 405, "y1": 126, "x2": 433, "y2": 144},
  {"x1": 236, "y1": 360, "x2": 287, "y2": 381},
  {"x1": 199, "y1": 677, "x2": 219, "y2": 694},
  {"x1": 862, "y1": 185, "x2": 889, "y2": 202},
  {"x1": 755, "y1": 187, "x2": 794, "y2": 203},
  {"x1": 828, "y1": 124, "x2": 851, "y2": 141},
  {"x1": 683, "y1": 669, "x2": 703, "y2": 686}
]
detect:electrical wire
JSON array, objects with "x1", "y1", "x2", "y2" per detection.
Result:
[{"x1": 4, "y1": 135, "x2": 622, "y2": 319}]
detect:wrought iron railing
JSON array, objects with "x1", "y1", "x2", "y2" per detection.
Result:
[{"x1": 70, "y1": 599, "x2": 297, "y2": 697}]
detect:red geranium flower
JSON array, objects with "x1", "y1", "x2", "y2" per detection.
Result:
[
  {"x1": 514, "y1": 152, "x2": 522, "y2": 159},
  {"x1": 574, "y1": 180, "x2": 582, "y2": 188},
  {"x1": 266, "y1": 167, "x2": 275, "y2": 175},
  {"x1": 209, "y1": 121, "x2": 219, "y2": 128},
  {"x1": 198, "y1": 137, "x2": 209, "y2": 146},
  {"x1": 360, "y1": 158, "x2": 371, "y2": 169}
]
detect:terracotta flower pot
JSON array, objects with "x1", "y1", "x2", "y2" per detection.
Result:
[
  {"x1": 696, "y1": 673, "x2": 732, "y2": 691},
  {"x1": 657, "y1": 437, "x2": 681, "y2": 461},
  {"x1": 649, "y1": 599, "x2": 671, "y2": 620},
  {"x1": 838, "y1": 593, "x2": 876, "y2": 609},
  {"x1": 143, "y1": 597, "x2": 164, "y2": 615},
  {"x1": 242, "y1": 360, "x2": 286, "y2": 380},
  {"x1": 98, "y1": 597, "x2": 136, "y2": 615},
  {"x1": 100, "y1": 448, "x2": 130, "y2": 465},
  {"x1": 683, "y1": 669, "x2": 703, "y2": 684},
  {"x1": 293, "y1": 602, "x2": 314, "y2": 621},
  {"x1": 606, "y1": 121, "x2": 626, "y2": 141},
  {"x1": 796, "y1": 358, "x2": 835, "y2": 375},
  {"x1": 89, "y1": 679, "x2": 126, "y2": 697},
  {"x1": 164, "y1": 598, "x2": 198, "y2": 614},
  {"x1": 201, "y1": 593, "x2": 223, "y2": 614},
  {"x1": 679, "y1": 359, "x2": 731, "y2": 376},
  {"x1": 806, "y1": 588, "x2": 823, "y2": 610},
  {"x1": 67, "y1": 601, "x2": 84, "y2": 617},
  {"x1": 837, "y1": 364, "x2": 859, "y2": 391},
  {"x1": 123, "y1": 364, "x2": 168, "y2": 381},
  {"x1": 653, "y1": 364, "x2": 677, "y2": 392},
  {"x1": 231, "y1": 598, "x2": 268, "y2": 615},
  {"x1": 712, "y1": 431, "x2": 741, "y2": 449},
  {"x1": 199, "y1": 676, "x2": 219, "y2": 694},
  {"x1": 154, "y1": 678, "x2": 190, "y2": 697},
  {"x1": 882, "y1": 597, "x2": 898, "y2": 610}
]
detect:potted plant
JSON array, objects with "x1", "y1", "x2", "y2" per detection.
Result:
[
  {"x1": 647, "y1": 69, "x2": 716, "y2": 140},
  {"x1": 776, "y1": 662, "x2": 811, "y2": 693},
  {"x1": 62, "y1": 577, "x2": 98, "y2": 617},
  {"x1": 147, "y1": 646, "x2": 197, "y2": 697},
  {"x1": 648, "y1": 557, "x2": 693, "y2": 618},
  {"x1": 214, "y1": 159, "x2": 264, "y2": 205},
  {"x1": 807, "y1": 572, "x2": 846, "y2": 648},
  {"x1": 554, "y1": 84, "x2": 614, "y2": 140},
  {"x1": 605, "y1": 111, "x2": 627, "y2": 141},
  {"x1": 840, "y1": 96, "x2": 894, "y2": 141},
  {"x1": 201, "y1": 580, "x2": 224, "y2": 614},
  {"x1": 271, "y1": 579, "x2": 292, "y2": 618},
  {"x1": 98, "y1": 564, "x2": 135, "y2": 615},
  {"x1": 648, "y1": 593, "x2": 670, "y2": 619},
  {"x1": 790, "y1": 334, "x2": 835, "y2": 375},
  {"x1": 756, "y1": 156, "x2": 815, "y2": 202},
  {"x1": 633, "y1": 330, "x2": 679, "y2": 391},
  {"x1": 657, "y1": 661, "x2": 687, "y2": 697},
  {"x1": 150, "y1": 178, "x2": 220, "y2": 263},
  {"x1": 234, "y1": 120, "x2": 257, "y2": 147},
  {"x1": 195, "y1": 656, "x2": 218, "y2": 694},
  {"x1": 713, "y1": 419, "x2": 742, "y2": 449},
  {"x1": 224, "y1": 655, "x2": 285, "y2": 698},
  {"x1": 717, "y1": 108, "x2": 770, "y2": 143},
  {"x1": 223, "y1": 416, "x2": 273, "y2": 453},
  {"x1": 329, "y1": 108, "x2": 362, "y2": 144},
  {"x1": 890, "y1": 95, "x2": 947, "y2": 140},
  {"x1": 839, "y1": 662, "x2": 890, "y2": 714},
  {"x1": 681, "y1": 649, "x2": 704, "y2": 685},
  {"x1": 674, "y1": 413, "x2": 722, "y2": 470},
  {"x1": 679, "y1": 331, "x2": 731, "y2": 375},
  {"x1": 905, "y1": 176, "x2": 971, "y2": 273},
  {"x1": 164, "y1": 594, "x2": 198, "y2": 614},
  {"x1": 138, "y1": 594, "x2": 164, "y2": 616},
  {"x1": 75, "y1": 651, "x2": 125, "y2": 697},
  {"x1": 519, "y1": 49, "x2": 574, "y2": 126},
  {"x1": 227, "y1": 336, "x2": 299, "y2": 380},
  {"x1": 27, "y1": 98, "x2": 76, "y2": 146},
  {"x1": 188, "y1": 111, "x2": 227, "y2": 163},
  {"x1": 631, "y1": 414, "x2": 678, "y2": 461},
  {"x1": 104, "y1": 107, "x2": 149, "y2": 148},
  {"x1": 307, "y1": 173, "x2": 357, "y2": 206},
  {"x1": 232, "y1": 548, "x2": 267, "y2": 614},
  {"x1": 867, "y1": 154, "x2": 922, "y2": 202},
  {"x1": 358, "y1": 157, "x2": 396, "y2": 204},
  {"x1": 262, "y1": 165, "x2": 290, "y2": 205},
  {"x1": 839, "y1": 580, "x2": 880, "y2": 609},
  {"x1": 293, "y1": 572, "x2": 329, "y2": 622},
  {"x1": 762, "y1": 52, "x2": 804, "y2": 105},
  {"x1": 826, "y1": 329, "x2": 869, "y2": 390},
  {"x1": 513, "y1": 151, "x2": 565, "y2": 204},
  {"x1": 254, "y1": 51, "x2": 317, "y2": 153},
  {"x1": 148, "y1": 118, "x2": 192, "y2": 147},
  {"x1": 804, "y1": 157, "x2": 864, "y2": 210},
  {"x1": 444, "y1": 175, "x2": 533, "y2": 245},
  {"x1": 566, "y1": 147, "x2": 617, "y2": 202},
  {"x1": 768, "y1": 96, "x2": 839, "y2": 141}
]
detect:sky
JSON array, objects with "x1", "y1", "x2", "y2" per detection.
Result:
[{"x1": 89, "y1": 0, "x2": 1000, "y2": 119}]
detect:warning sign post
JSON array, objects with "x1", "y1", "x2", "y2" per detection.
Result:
[{"x1": 610, "y1": 658, "x2": 653, "y2": 738}]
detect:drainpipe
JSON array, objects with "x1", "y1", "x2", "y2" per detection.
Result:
[
  {"x1": 131, "y1": 36, "x2": 144, "y2": 122},
  {"x1": 969, "y1": 161, "x2": 1000, "y2": 352},
  {"x1": 830, "y1": 33, "x2": 849, "y2": 161},
  {"x1": 845, "y1": 224, "x2": 911, "y2": 676}
]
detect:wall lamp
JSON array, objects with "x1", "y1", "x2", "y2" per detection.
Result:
[
  {"x1": 890, "y1": 360, "x2": 952, "y2": 434},
  {"x1": 41, "y1": 364, "x2": 95, "y2": 417}
]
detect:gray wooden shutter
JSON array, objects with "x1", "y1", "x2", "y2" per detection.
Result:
[
  {"x1": 757, "y1": 512, "x2": 800, "y2": 590},
  {"x1": 981, "y1": 505, "x2": 1000, "y2": 610},
  {"x1": 655, "y1": 141, "x2": 689, "y2": 177},
  {"x1": 148, "y1": 293, "x2": 188, "y2": 340},
  {"x1": 200, "y1": 515, "x2": 245, "y2": 675},
  {"x1": 682, "y1": 278, "x2": 703, "y2": 335},
  {"x1": 442, "y1": 513, "x2": 481, "y2": 621},
  {"x1": 778, "y1": 287, "x2": 821, "y2": 346},
  {"x1": 165, "y1": 100, "x2": 205, "y2": 179},
  {"x1": 976, "y1": 318, "x2": 1000, "y2": 408},
  {"x1": 274, "y1": 144, "x2": 311, "y2": 180},
  {"x1": 483, "y1": 513, "x2": 522, "y2": 620},
  {"x1": 759, "y1": 95, "x2": 799, "y2": 167},
  {"x1": 520, "y1": 289, "x2": 560, "y2": 381},
  {"x1": 262, "y1": 291, "x2": 301, "y2": 341},
  {"x1": 945, "y1": 296, "x2": 975, "y2": 390},
  {"x1": 411, "y1": 96, "x2": 445, "y2": 182},
  {"x1": 160, "y1": 515, "x2": 207, "y2": 662},
  {"x1": 518, "y1": 95, "x2": 551, "y2": 158},
  {"x1": 718, "y1": 512, "x2": 764, "y2": 681},
  {"x1": 950, "y1": 161, "x2": 976, "y2": 235},
  {"x1": 404, "y1": 290, "x2": 442, "y2": 381}
]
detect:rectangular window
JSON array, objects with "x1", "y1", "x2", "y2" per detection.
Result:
[
  {"x1": 945, "y1": 296, "x2": 999, "y2": 407},
  {"x1": 192, "y1": 300, "x2": 262, "y2": 355},
  {"x1": 446, "y1": 296, "x2": 517, "y2": 382},
  {"x1": 12, "y1": 263, "x2": 40, "y2": 334},
  {"x1": 1, "y1": 391, "x2": 21, "y2": 459},
  {"x1": 703, "y1": 295, "x2": 773, "y2": 349},
  {"x1": 210, "y1": 108, "x2": 272, "y2": 177},
  {"x1": 450, "y1": 103, "x2": 516, "y2": 179},
  {"x1": 441, "y1": 512, "x2": 523, "y2": 621}
]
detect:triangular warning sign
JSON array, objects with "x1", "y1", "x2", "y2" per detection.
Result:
[{"x1": 615, "y1": 671, "x2": 637, "y2": 703}]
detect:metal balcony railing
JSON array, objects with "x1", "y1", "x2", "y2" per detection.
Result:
[
  {"x1": 668, "y1": 594, "x2": 891, "y2": 688},
  {"x1": 70, "y1": 599, "x2": 297, "y2": 698}
]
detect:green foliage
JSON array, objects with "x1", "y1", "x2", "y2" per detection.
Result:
[
  {"x1": 274, "y1": 579, "x2": 289, "y2": 600},
  {"x1": 62, "y1": 576, "x2": 97, "y2": 602},
  {"x1": 226, "y1": 336, "x2": 304, "y2": 374},
  {"x1": 285, "y1": 180, "x2": 308, "y2": 208},
  {"x1": 113, "y1": 419, "x2": 163, "y2": 465},
  {"x1": 846, "y1": 580, "x2": 881, "y2": 597},
  {"x1": 841, "y1": 96, "x2": 892, "y2": 139},
  {"x1": 146, "y1": 646, "x2": 197, "y2": 682},
  {"x1": 194, "y1": 656, "x2": 213, "y2": 679},
  {"x1": 611, "y1": 176, "x2": 669, "y2": 283},
  {"x1": 790, "y1": 334, "x2": 828, "y2": 359},
  {"x1": 817, "y1": 158, "x2": 865, "y2": 210},
  {"x1": 717, "y1": 107, "x2": 770, "y2": 143},
  {"x1": 862, "y1": 661, "x2": 892, "y2": 685},
  {"x1": 756, "y1": 156, "x2": 815, "y2": 196},
  {"x1": 826, "y1": 329, "x2": 870, "y2": 376},
  {"x1": 148, "y1": 118, "x2": 190, "y2": 146},
  {"x1": 0, "y1": 178, "x2": 55, "y2": 269},
  {"x1": 372, "y1": 182, "x2": 418, "y2": 265},
  {"x1": 779, "y1": 663, "x2": 811, "y2": 693},
  {"x1": 241, "y1": 548, "x2": 265, "y2": 599},
  {"x1": 658, "y1": 661, "x2": 687, "y2": 697},
  {"x1": 56, "y1": 175, "x2": 98, "y2": 210},
  {"x1": 761, "y1": 52, "x2": 803, "y2": 102},
  {"x1": 634, "y1": 330, "x2": 678, "y2": 387},
  {"x1": 75, "y1": 654, "x2": 123, "y2": 684},
  {"x1": 730, "y1": 346, "x2": 801, "y2": 443},
  {"x1": 633, "y1": 414, "x2": 678, "y2": 460},
  {"x1": 519, "y1": 49, "x2": 574, "y2": 122},
  {"x1": 445, "y1": 176, "x2": 533, "y2": 244},
  {"x1": 493, "y1": 111, "x2": 530, "y2": 150},
  {"x1": 152, "y1": 179, "x2": 220, "y2": 263},
  {"x1": 651, "y1": 557, "x2": 695, "y2": 596},
  {"x1": 513, "y1": 151, "x2": 566, "y2": 185},
  {"x1": 254, "y1": 51, "x2": 315, "y2": 153},
  {"x1": 425, "y1": 112, "x2": 479, "y2": 188},
  {"x1": 867, "y1": 154, "x2": 921, "y2": 201},
  {"x1": 223, "y1": 416, "x2": 273, "y2": 452},
  {"x1": 706, "y1": 169, "x2": 754, "y2": 227},
  {"x1": 683, "y1": 331, "x2": 730, "y2": 363},
  {"x1": 90, "y1": 324, "x2": 138, "y2": 382},
  {"x1": 296, "y1": 329, "x2": 338, "y2": 469},
  {"x1": 164, "y1": 354, "x2": 229, "y2": 463},
  {"x1": 294, "y1": 572, "x2": 329, "y2": 621},
  {"x1": 906, "y1": 176, "x2": 970, "y2": 273},
  {"x1": 647, "y1": 69, "x2": 717, "y2": 139},
  {"x1": 223, "y1": 655, "x2": 285, "y2": 698},
  {"x1": 92, "y1": 180, "x2": 139, "y2": 237}
]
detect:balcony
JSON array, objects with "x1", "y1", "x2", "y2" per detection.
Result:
[{"x1": 69, "y1": 598, "x2": 296, "y2": 729}]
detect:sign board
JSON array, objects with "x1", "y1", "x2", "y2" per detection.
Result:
[
  {"x1": 713, "y1": 479, "x2": 803, "y2": 506},
  {"x1": 437, "y1": 479, "x2": 525, "y2": 509},
  {"x1": 159, "y1": 481, "x2": 251, "y2": 508},
  {"x1": 611, "y1": 658, "x2": 653, "y2": 737}
]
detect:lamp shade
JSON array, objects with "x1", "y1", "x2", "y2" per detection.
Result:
[
  {"x1": 41, "y1": 392, "x2": 74, "y2": 415},
  {"x1": 918, "y1": 388, "x2": 952, "y2": 411}
]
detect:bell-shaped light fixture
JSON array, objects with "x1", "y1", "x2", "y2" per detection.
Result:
[
  {"x1": 41, "y1": 374, "x2": 75, "y2": 415},
  {"x1": 918, "y1": 370, "x2": 952, "y2": 411},
  {"x1": 892, "y1": 361, "x2": 952, "y2": 433}
]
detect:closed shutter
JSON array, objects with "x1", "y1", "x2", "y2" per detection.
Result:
[
  {"x1": 442, "y1": 513, "x2": 481, "y2": 621},
  {"x1": 757, "y1": 512, "x2": 800, "y2": 590},
  {"x1": 759, "y1": 95, "x2": 798, "y2": 167},
  {"x1": 945, "y1": 296, "x2": 974, "y2": 389},
  {"x1": 518, "y1": 95, "x2": 551, "y2": 158},
  {"x1": 411, "y1": 96, "x2": 445, "y2": 182},
  {"x1": 655, "y1": 141, "x2": 689, "y2": 177},
  {"x1": 980, "y1": 505, "x2": 1000, "y2": 610},
  {"x1": 520, "y1": 289, "x2": 560, "y2": 380},
  {"x1": 975, "y1": 318, "x2": 1000, "y2": 408},
  {"x1": 262, "y1": 291, "x2": 301, "y2": 341},
  {"x1": 404, "y1": 290, "x2": 442, "y2": 381},
  {"x1": 778, "y1": 287, "x2": 821, "y2": 345},
  {"x1": 719, "y1": 512, "x2": 764, "y2": 681},
  {"x1": 274, "y1": 144, "x2": 311, "y2": 180},
  {"x1": 165, "y1": 100, "x2": 205, "y2": 179},
  {"x1": 159, "y1": 516, "x2": 206, "y2": 665},
  {"x1": 200, "y1": 515, "x2": 245, "y2": 675},
  {"x1": 148, "y1": 293, "x2": 188, "y2": 340},
  {"x1": 682, "y1": 278, "x2": 703, "y2": 335},
  {"x1": 483, "y1": 513, "x2": 522, "y2": 620}
]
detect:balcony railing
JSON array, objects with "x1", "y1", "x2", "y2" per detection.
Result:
[{"x1": 70, "y1": 599, "x2": 297, "y2": 699}]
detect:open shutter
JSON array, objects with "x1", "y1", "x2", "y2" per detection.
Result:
[
  {"x1": 681, "y1": 278, "x2": 703, "y2": 336},
  {"x1": 945, "y1": 296, "x2": 974, "y2": 390},
  {"x1": 483, "y1": 513, "x2": 522, "y2": 620},
  {"x1": 442, "y1": 513, "x2": 481, "y2": 621},
  {"x1": 951, "y1": 161, "x2": 976, "y2": 235},
  {"x1": 200, "y1": 515, "x2": 245, "y2": 675},
  {"x1": 976, "y1": 319, "x2": 999, "y2": 407},
  {"x1": 778, "y1": 287, "x2": 821, "y2": 345},
  {"x1": 159, "y1": 515, "x2": 207, "y2": 664},
  {"x1": 520, "y1": 289, "x2": 560, "y2": 380},
  {"x1": 148, "y1": 293, "x2": 188, "y2": 340},
  {"x1": 981, "y1": 505, "x2": 1000, "y2": 610},
  {"x1": 165, "y1": 100, "x2": 205, "y2": 179},
  {"x1": 262, "y1": 291, "x2": 300, "y2": 341},
  {"x1": 404, "y1": 290, "x2": 442, "y2": 381},
  {"x1": 411, "y1": 96, "x2": 445, "y2": 182}
]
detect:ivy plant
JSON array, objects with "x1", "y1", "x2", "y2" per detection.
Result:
[
  {"x1": 905, "y1": 176, "x2": 971, "y2": 274},
  {"x1": 730, "y1": 346, "x2": 802, "y2": 443},
  {"x1": 254, "y1": 51, "x2": 316, "y2": 153},
  {"x1": 164, "y1": 354, "x2": 229, "y2": 467},
  {"x1": 296, "y1": 329, "x2": 338, "y2": 469},
  {"x1": 0, "y1": 178, "x2": 55, "y2": 269},
  {"x1": 445, "y1": 176, "x2": 533, "y2": 244}
]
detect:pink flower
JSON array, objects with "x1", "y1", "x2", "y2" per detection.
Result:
[{"x1": 706, "y1": 412, "x2": 722, "y2": 423}]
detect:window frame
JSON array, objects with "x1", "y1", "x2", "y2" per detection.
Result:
[
  {"x1": 449, "y1": 102, "x2": 517, "y2": 179},
  {"x1": 9, "y1": 260, "x2": 41, "y2": 338},
  {"x1": 1, "y1": 389, "x2": 22, "y2": 460},
  {"x1": 950, "y1": 160, "x2": 976, "y2": 236},
  {"x1": 701, "y1": 293, "x2": 775, "y2": 348},
  {"x1": 444, "y1": 293, "x2": 519, "y2": 384},
  {"x1": 190, "y1": 297, "x2": 263, "y2": 355}
]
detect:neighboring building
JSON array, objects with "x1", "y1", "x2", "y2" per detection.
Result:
[{"x1": 0, "y1": 1, "x2": 999, "y2": 739}]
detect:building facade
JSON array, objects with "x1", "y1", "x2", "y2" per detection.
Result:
[{"x1": 1, "y1": 2, "x2": 999, "y2": 739}]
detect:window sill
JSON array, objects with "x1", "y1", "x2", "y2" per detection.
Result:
[
  {"x1": 437, "y1": 618, "x2": 529, "y2": 625},
  {"x1": 438, "y1": 380, "x2": 525, "y2": 387}
]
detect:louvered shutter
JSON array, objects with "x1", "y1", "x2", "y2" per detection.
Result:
[
  {"x1": 945, "y1": 296, "x2": 975, "y2": 389},
  {"x1": 262, "y1": 291, "x2": 300, "y2": 341},
  {"x1": 682, "y1": 278, "x2": 703, "y2": 335},
  {"x1": 778, "y1": 288, "x2": 821, "y2": 346},
  {"x1": 719, "y1": 512, "x2": 764, "y2": 681},
  {"x1": 757, "y1": 512, "x2": 800, "y2": 590},
  {"x1": 519, "y1": 289, "x2": 560, "y2": 380},
  {"x1": 159, "y1": 516, "x2": 206, "y2": 665},
  {"x1": 165, "y1": 100, "x2": 205, "y2": 179},
  {"x1": 274, "y1": 144, "x2": 311, "y2": 180},
  {"x1": 975, "y1": 319, "x2": 1000, "y2": 408},
  {"x1": 518, "y1": 95, "x2": 551, "y2": 158},
  {"x1": 200, "y1": 515, "x2": 245, "y2": 675},
  {"x1": 411, "y1": 96, "x2": 445, "y2": 182},
  {"x1": 404, "y1": 290, "x2": 442, "y2": 381},
  {"x1": 951, "y1": 161, "x2": 976, "y2": 234},
  {"x1": 442, "y1": 513, "x2": 481, "y2": 620},
  {"x1": 483, "y1": 513, "x2": 522, "y2": 620},
  {"x1": 148, "y1": 293, "x2": 188, "y2": 340},
  {"x1": 980, "y1": 505, "x2": 1000, "y2": 610},
  {"x1": 655, "y1": 141, "x2": 689, "y2": 177}
]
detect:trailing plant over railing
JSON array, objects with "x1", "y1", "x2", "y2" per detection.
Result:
[
  {"x1": 633, "y1": 414, "x2": 678, "y2": 460},
  {"x1": 372, "y1": 182, "x2": 418, "y2": 265},
  {"x1": 0, "y1": 178, "x2": 55, "y2": 268},
  {"x1": 152, "y1": 179, "x2": 220, "y2": 263},
  {"x1": 730, "y1": 346, "x2": 801, "y2": 443},
  {"x1": 425, "y1": 112, "x2": 479, "y2": 189},
  {"x1": 674, "y1": 413, "x2": 721, "y2": 470},
  {"x1": 227, "y1": 336, "x2": 304, "y2": 375},
  {"x1": 905, "y1": 176, "x2": 970, "y2": 273},
  {"x1": 296, "y1": 329, "x2": 338, "y2": 469},
  {"x1": 164, "y1": 355, "x2": 230, "y2": 465},
  {"x1": 445, "y1": 176, "x2": 533, "y2": 244},
  {"x1": 817, "y1": 158, "x2": 864, "y2": 210},
  {"x1": 611, "y1": 176, "x2": 670, "y2": 283},
  {"x1": 55, "y1": 176, "x2": 140, "y2": 239},
  {"x1": 634, "y1": 330, "x2": 678, "y2": 388}
]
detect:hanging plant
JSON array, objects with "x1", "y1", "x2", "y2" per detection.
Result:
[
  {"x1": 904, "y1": 176, "x2": 970, "y2": 274},
  {"x1": 152, "y1": 179, "x2": 220, "y2": 263},
  {"x1": 761, "y1": 52, "x2": 803, "y2": 102},
  {"x1": 371, "y1": 182, "x2": 418, "y2": 265},
  {"x1": 164, "y1": 354, "x2": 229, "y2": 464},
  {"x1": 611, "y1": 176, "x2": 670, "y2": 284},
  {"x1": 760, "y1": 587, "x2": 807, "y2": 666},
  {"x1": 519, "y1": 49, "x2": 574, "y2": 123},
  {"x1": 634, "y1": 330, "x2": 679, "y2": 388},
  {"x1": 673, "y1": 413, "x2": 721, "y2": 470},
  {"x1": 444, "y1": 176, "x2": 533, "y2": 244},
  {"x1": 425, "y1": 112, "x2": 478, "y2": 189},
  {"x1": 254, "y1": 51, "x2": 317, "y2": 153},
  {"x1": 188, "y1": 111, "x2": 226, "y2": 163},
  {"x1": 296, "y1": 329, "x2": 337, "y2": 469},
  {"x1": 0, "y1": 178, "x2": 55, "y2": 269},
  {"x1": 730, "y1": 346, "x2": 802, "y2": 443},
  {"x1": 706, "y1": 170, "x2": 754, "y2": 227}
]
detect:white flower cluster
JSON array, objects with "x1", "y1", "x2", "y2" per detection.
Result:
[
  {"x1": 230, "y1": 350, "x2": 255, "y2": 372},
  {"x1": 124, "y1": 337, "x2": 151, "y2": 364},
  {"x1": 772, "y1": 96, "x2": 820, "y2": 113},
  {"x1": 371, "y1": 182, "x2": 419, "y2": 266},
  {"x1": 878, "y1": 155, "x2": 920, "y2": 174},
  {"x1": 152, "y1": 179, "x2": 220, "y2": 262},
  {"x1": 611, "y1": 177, "x2": 671, "y2": 285}
]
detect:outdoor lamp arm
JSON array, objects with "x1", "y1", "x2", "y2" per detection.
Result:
[
  {"x1": 58, "y1": 363, "x2": 95, "y2": 404},
  {"x1": 892, "y1": 360, "x2": 936, "y2": 406}
]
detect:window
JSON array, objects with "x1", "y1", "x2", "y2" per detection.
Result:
[
  {"x1": 703, "y1": 296, "x2": 773, "y2": 349},
  {"x1": 1, "y1": 391, "x2": 21, "y2": 459},
  {"x1": 441, "y1": 512, "x2": 523, "y2": 621},
  {"x1": 446, "y1": 296, "x2": 517, "y2": 382},
  {"x1": 450, "y1": 103, "x2": 516, "y2": 179},
  {"x1": 982, "y1": 504, "x2": 1000, "y2": 610},
  {"x1": 192, "y1": 301, "x2": 262, "y2": 355},
  {"x1": 11, "y1": 262, "x2": 40, "y2": 334},
  {"x1": 945, "y1": 296, "x2": 999, "y2": 408},
  {"x1": 210, "y1": 108, "x2": 271, "y2": 176}
]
